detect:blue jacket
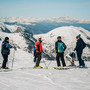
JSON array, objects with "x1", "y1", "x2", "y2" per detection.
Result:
[
  {"x1": 75, "y1": 38, "x2": 86, "y2": 53},
  {"x1": 1, "y1": 40, "x2": 12, "y2": 55},
  {"x1": 55, "y1": 40, "x2": 67, "y2": 53}
]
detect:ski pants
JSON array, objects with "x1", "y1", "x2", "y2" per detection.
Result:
[
  {"x1": 36, "y1": 53, "x2": 41, "y2": 66},
  {"x1": 77, "y1": 51, "x2": 85, "y2": 66},
  {"x1": 2, "y1": 54, "x2": 8, "y2": 68},
  {"x1": 34, "y1": 52, "x2": 37, "y2": 62},
  {"x1": 56, "y1": 52, "x2": 66, "y2": 67}
]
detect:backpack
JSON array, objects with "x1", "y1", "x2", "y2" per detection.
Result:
[
  {"x1": 82, "y1": 42, "x2": 86, "y2": 49},
  {"x1": 57, "y1": 42, "x2": 64, "y2": 53},
  {"x1": 33, "y1": 47, "x2": 36, "y2": 52},
  {"x1": 1, "y1": 42, "x2": 10, "y2": 55}
]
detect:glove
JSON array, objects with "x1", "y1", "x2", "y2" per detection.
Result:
[
  {"x1": 14, "y1": 46, "x2": 17, "y2": 50},
  {"x1": 36, "y1": 49, "x2": 39, "y2": 52}
]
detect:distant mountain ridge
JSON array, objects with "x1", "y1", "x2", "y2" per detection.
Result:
[{"x1": 0, "y1": 16, "x2": 90, "y2": 34}]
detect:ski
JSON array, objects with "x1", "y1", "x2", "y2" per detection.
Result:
[
  {"x1": 0, "y1": 68, "x2": 12, "y2": 72},
  {"x1": 53, "y1": 67, "x2": 70, "y2": 70}
]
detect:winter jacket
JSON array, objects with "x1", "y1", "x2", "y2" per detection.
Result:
[
  {"x1": 55, "y1": 40, "x2": 67, "y2": 53},
  {"x1": 75, "y1": 38, "x2": 86, "y2": 53},
  {"x1": 35, "y1": 41, "x2": 43, "y2": 53},
  {"x1": 1, "y1": 40, "x2": 13, "y2": 55}
]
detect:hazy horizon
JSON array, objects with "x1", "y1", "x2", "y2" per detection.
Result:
[{"x1": 0, "y1": 0, "x2": 90, "y2": 19}]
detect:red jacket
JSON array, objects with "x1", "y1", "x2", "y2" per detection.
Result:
[{"x1": 35, "y1": 41, "x2": 43, "y2": 52}]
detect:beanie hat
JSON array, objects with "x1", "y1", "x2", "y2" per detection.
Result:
[
  {"x1": 5, "y1": 37, "x2": 9, "y2": 41},
  {"x1": 76, "y1": 34, "x2": 81, "y2": 38},
  {"x1": 57, "y1": 36, "x2": 61, "y2": 39},
  {"x1": 38, "y1": 37, "x2": 41, "y2": 39}
]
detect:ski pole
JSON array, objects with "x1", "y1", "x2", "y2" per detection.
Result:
[
  {"x1": 47, "y1": 60, "x2": 52, "y2": 68},
  {"x1": 12, "y1": 49, "x2": 15, "y2": 69},
  {"x1": 42, "y1": 59, "x2": 47, "y2": 68},
  {"x1": 42, "y1": 52, "x2": 47, "y2": 68}
]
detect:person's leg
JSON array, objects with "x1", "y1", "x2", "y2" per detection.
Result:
[
  {"x1": 34, "y1": 54, "x2": 37, "y2": 62},
  {"x1": 56, "y1": 53, "x2": 61, "y2": 67},
  {"x1": 2, "y1": 54, "x2": 8, "y2": 68},
  {"x1": 77, "y1": 52, "x2": 81, "y2": 66},
  {"x1": 60, "y1": 53, "x2": 66, "y2": 67},
  {"x1": 36, "y1": 53, "x2": 41, "y2": 66},
  {"x1": 77, "y1": 52, "x2": 85, "y2": 66}
]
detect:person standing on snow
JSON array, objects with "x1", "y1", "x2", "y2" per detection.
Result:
[
  {"x1": 74, "y1": 34, "x2": 86, "y2": 68},
  {"x1": 55, "y1": 36, "x2": 67, "y2": 67},
  {"x1": 1, "y1": 37, "x2": 16, "y2": 69},
  {"x1": 34, "y1": 37, "x2": 43, "y2": 68}
]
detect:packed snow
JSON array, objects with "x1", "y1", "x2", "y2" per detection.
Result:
[{"x1": 0, "y1": 47, "x2": 90, "y2": 90}]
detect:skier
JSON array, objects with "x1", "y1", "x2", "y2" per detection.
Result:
[
  {"x1": 1, "y1": 37, "x2": 16, "y2": 69},
  {"x1": 33, "y1": 47, "x2": 37, "y2": 62},
  {"x1": 66, "y1": 52, "x2": 76, "y2": 66},
  {"x1": 74, "y1": 34, "x2": 86, "y2": 68},
  {"x1": 34, "y1": 37, "x2": 43, "y2": 68},
  {"x1": 55, "y1": 36, "x2": 67, "y2": 67}
]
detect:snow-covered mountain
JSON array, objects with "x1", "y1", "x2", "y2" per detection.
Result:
[
  {"x1": 34, "y1": 26, "x2": 90, "y2": 60},
  {"x1": 0, "y1": 23, "x2": 36, "y2": 52},
  {"x1": 0, "y1": 23, "x2": 51, "y2": 59},
  {"x1": 0, "y1": 22, "x2": 25, "y2": 33},
  {"x1": 0, "y1": 16, "x2": 90, "y2": 23},
  {"x1": 0, "y1": 16, "x2": 90, "y2": 34}
]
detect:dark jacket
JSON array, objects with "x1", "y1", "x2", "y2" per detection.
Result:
[
  {"x1": 75, "y1": 38, "x2": 86, "y2": 53},
  {"x1": 1, "y1": 40, "x2": 12, "y2": 55},
  {"x1": 55, "y1": 40, "x2": 67, "y2": 53}
]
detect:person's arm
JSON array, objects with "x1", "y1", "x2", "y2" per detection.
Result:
[
  {"x1": 6, "y1": 43, "x2": 13, "y2": 48},
  {"x1": 74, "y1": 41, "x2": 80, "y2": 51},
  {"x1": 35, "y1": 41, "x2": 39, "y2": 52},
  {"x1": 63, "y1": 42, "x2": 67, "y2": 51},
  {"x1": 6, "y1": 43, "x2": 16, "y2": 50},
  {"x1": 55, "y1": 42, "x2": 58, "y2": 53}
]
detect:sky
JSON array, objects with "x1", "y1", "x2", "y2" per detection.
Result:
[{"x1": 0, "y1": 0, "x2": 90, "y2": 19}]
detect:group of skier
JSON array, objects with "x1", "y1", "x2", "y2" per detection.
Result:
[
  {"x1": 33, "y1": 34, "x2": 86, "y2": 68},
  {"x1": 0, "y1": 34, "x2": 86, "y2": 69}
]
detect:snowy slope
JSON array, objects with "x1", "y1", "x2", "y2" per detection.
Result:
[
  {"x1": 0, "y1": 46, "x2": 90, "y2": 90},
  {"x1": 34, "y1": 26, "x2": 90, "y2": 59},
  {"x1": 0, "y1": 36, "x2": 90, "y2": 90}
]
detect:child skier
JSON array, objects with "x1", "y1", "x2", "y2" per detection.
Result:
[{"x1": 66, "y1": 52, "x2": 76, "y2": 66}]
